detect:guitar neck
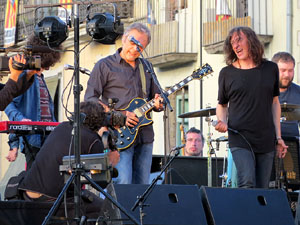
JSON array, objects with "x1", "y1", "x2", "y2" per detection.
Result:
[
  {"x1": 139, "y1": 75, "x2": 194, "y2": 113},
  {"x1": 137, "y1": 63, "x2": 213, "y2": 114}
]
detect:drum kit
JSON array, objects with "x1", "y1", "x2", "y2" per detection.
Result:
[{"x1": 178, "y1": 103, "x2": 300, "y2": 188}]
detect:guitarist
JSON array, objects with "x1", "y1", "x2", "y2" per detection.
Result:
[{"x1": 85, "y1": 23, "x2": 164, "y2": 184}]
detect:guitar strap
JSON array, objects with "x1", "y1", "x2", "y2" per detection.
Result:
[{"x1": 138, "y1": 59, "x2": 147, "y2": 99}]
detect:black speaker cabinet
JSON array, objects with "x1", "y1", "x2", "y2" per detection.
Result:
[
  {"x1": 151, "y1": 155, "x2": 224, "y2": 187},
  {"x1": 103, "y1": 184, "x2": 208, "y2": 225},
  {"x1": 200, "y1": 187, "x2": 294, "y2": 225}
]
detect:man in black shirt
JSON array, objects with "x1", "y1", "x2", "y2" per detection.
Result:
[
  {"x1": 18, "y1": 101, "x2": 119, "y2": 217},
  {"x1": 272, "y1": 52, "x2": 300, "y2": 137},
  {"x1": 214, "y1": 27, "x2": 287, "y2": 188}
]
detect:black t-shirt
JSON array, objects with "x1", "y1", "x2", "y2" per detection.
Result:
[
  {"x1": 19, "y1": 122, "x2": 104, "y2": 198},
  {"x1": 279, "y1": 82, "x2": 300, "y2": 137},
  {"x1": 218, "y1": 60, "x2": 279, "y2": 153}
]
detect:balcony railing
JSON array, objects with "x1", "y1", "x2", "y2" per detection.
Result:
[
  {"x1": 203, "y1": 0, "x2": 273, "y2": 53},
  {"x1": 0, "y1": 0, "x2": 133, "y2": 47},
  {"x1": 134, "y1": 0, "x2": 197, "y2": 68}
]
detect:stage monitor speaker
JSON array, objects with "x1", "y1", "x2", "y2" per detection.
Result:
[
  {"x1": 200, "y1": 186, "x2": 294, "y2": 225},
  {"x1": 103, "y1": 184, "x2": 208, "y2": 225},
  {"x1": 151, "y1": 155, "x2": 224, "y2": 187}
]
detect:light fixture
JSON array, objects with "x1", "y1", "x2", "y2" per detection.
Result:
[
  {"x1": 86, "y1": 3, "x2": 123, "y2": 44},
  {"x1": 34, "y1": 7, "x2": 69, "y2": 47}
]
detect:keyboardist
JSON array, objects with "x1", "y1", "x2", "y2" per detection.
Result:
[{"x1": 5, "y1": 34, "x2": 60, "y2": 169}]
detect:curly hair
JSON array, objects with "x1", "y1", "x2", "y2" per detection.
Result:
[
  {"x1": 224, "y1": 26, "x2": 264, "y2": 66},
  {"x1": 27, "y1": 34, "x2": 61, "y2": 69},
  {"x1": 80, "y1": 101, "x2": 106, "y2": 132}
]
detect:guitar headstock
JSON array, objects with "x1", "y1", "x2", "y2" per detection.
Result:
[{"x1": 191, "y1": 63, "x2": 213, "y2": 79}]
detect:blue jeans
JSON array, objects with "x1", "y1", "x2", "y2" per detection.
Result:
[
  {"x1": 114, "y1": 142, "x2": 153, "y2": 184},
  {"x1": 231, "y1": 147, "x2": 275, "y2": 188}
]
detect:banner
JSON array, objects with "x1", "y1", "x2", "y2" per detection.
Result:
[
  {"x1": 147, "y1": 0, "x2": 156, "y2": 27},
  {"x1": 216, "y1": 0, "x2": 231, "y2": 21},
  {"x1": 4, "y1": 0, "x2": 19, "y2": 47},
  {"x1": 58, "y1": 0, "x2": 72, "y2": 23}
]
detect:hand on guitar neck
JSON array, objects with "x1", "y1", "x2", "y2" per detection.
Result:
[{"x1": 153, "y1": 93, "x2": 164, "y2": 112}]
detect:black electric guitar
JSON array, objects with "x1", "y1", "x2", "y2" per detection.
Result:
[{"x1": 115, "y1": 63, "x2": 213, "y2": 151}]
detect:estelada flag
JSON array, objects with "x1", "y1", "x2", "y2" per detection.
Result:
[{"x1": 4, "y1": 0, "x2": 19, "y2": 47}]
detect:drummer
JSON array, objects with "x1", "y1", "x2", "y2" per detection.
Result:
[
  {"x1": 272, "y1": 52, "x2": 300, "y2": 137},
  {"x1": 184, "y1": 127, "x2": 204, "y2": 157}
]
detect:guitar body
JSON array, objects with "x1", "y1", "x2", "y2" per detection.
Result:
[
  {"x1": 114, "y1": 63, "x2": 213, "y2": 151},
  {"x1": 115, "y1": 97, "x2": 153, "y2": 151}
]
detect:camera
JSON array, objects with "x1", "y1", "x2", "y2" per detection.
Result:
[
  {"x1": 0, "y1": 46, "x2": 42, "y2": 72},
  {"x1": 104, "y1": 111, "x2": 126, "y2": 127}
]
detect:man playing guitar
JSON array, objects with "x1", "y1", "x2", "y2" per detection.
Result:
[{"x1": 85, "y1": 22, "x2": 164, "y2": 184}]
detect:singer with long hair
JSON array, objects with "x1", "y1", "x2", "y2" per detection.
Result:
[{"x1": 214, "y1": 26, "x2": 288, "y2": 188}]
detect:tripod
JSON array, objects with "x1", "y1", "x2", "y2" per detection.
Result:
[{"x1": 41, "y1": 2, "x2": 140, "y2": 225}]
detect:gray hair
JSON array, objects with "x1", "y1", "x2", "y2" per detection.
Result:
[
  {"x1": 271, "y1": 52, "x2": 295, "y2": 67},
  {"x1": 124, "y1": 23, "x2": 151, "y2": 44}
]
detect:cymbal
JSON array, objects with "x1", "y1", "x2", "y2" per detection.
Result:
[
  {"x1": 281, "y1": 103, "x2": 300, "y2": 121},
  {"x1": 179, "y1": 108, "x2": 216, "y2": 118},
  {"x1": 281, "y1": 103, "x2": 300, "y2": 110}
]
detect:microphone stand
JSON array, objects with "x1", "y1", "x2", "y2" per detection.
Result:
[
  {"x1": 136, "y1": 46, "x2": 173, "y2": 184},
  {"x1": 136, "y1": 47, "x2": 172, "y2": 112},
  {"x1": 131, "y1": 148, "x2": 181, "y2": 225},
  {"x1": 42, "y1": 3, "x2": 140, "y2": 225}
]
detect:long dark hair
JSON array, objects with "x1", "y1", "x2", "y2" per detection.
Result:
[{"x1": 224, "y1": 26, "x2": 264, "y2": 66}]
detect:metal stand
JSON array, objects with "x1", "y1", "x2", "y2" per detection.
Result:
[
  {"x1": 41, "y1": 3, "x2": 140, "y2": 225},
  {"x1": 205, "y1": 115, "x2": 213, "y2": 187},
  {"x1": 131, "y1": 149, "x2": 181, "y2": 225},
  {"x1": 136, "y1": 47, "x2": 174, "y2": 184}
]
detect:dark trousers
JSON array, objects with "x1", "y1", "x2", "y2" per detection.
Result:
[
  {"x1": 24, "y1": 145, "x2": 40, "y2": 170},
  {"x1": 231, "y1": 147, "x2": 275, "y2": 188}
]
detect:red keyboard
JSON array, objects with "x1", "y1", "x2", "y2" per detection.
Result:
[{"x1": 0, "y1": 121, "x2": 60, "y2": 134}]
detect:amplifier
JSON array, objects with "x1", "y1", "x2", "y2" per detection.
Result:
[
  {"x1": 151, "y1": 155, "x2": 224, "y2": 187},
  {"x1": 273, "y1": 136, "x2": 300, "y2": 189}
]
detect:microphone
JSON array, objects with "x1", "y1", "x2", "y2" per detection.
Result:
[
  {"x1": 212, "y1": 120, "x2": 238, "y2": 134},
  {"x1": 216, "y1": 136, "x2": 228, "y2": 142},
  {"x1": 128, "y1": 35, "x2": 144, "y2": 49},
  {"x1": 64, "y1": 64, "x2": 91, "y2": 76},
  {"x1": 171, "y1": 144, "x2": 185, "y2": 151}
]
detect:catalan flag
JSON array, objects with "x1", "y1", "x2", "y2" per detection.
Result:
[
  {"x1": 4, "y1": 0, "x2": 19, "y2": 47},
  {"x1": 58, "y1": 0, "x2": 72, "y2": 22},
  {"x1": 216, "y1": 0, "x2": 231, "y2": 22}
]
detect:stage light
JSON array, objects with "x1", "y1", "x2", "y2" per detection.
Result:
[
  {"x1": 34, "y1": 16, "x2": 69, "y2": 47},
  {"x1": 86, "y1": 6, "x2": 123, "y2": 44}
]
